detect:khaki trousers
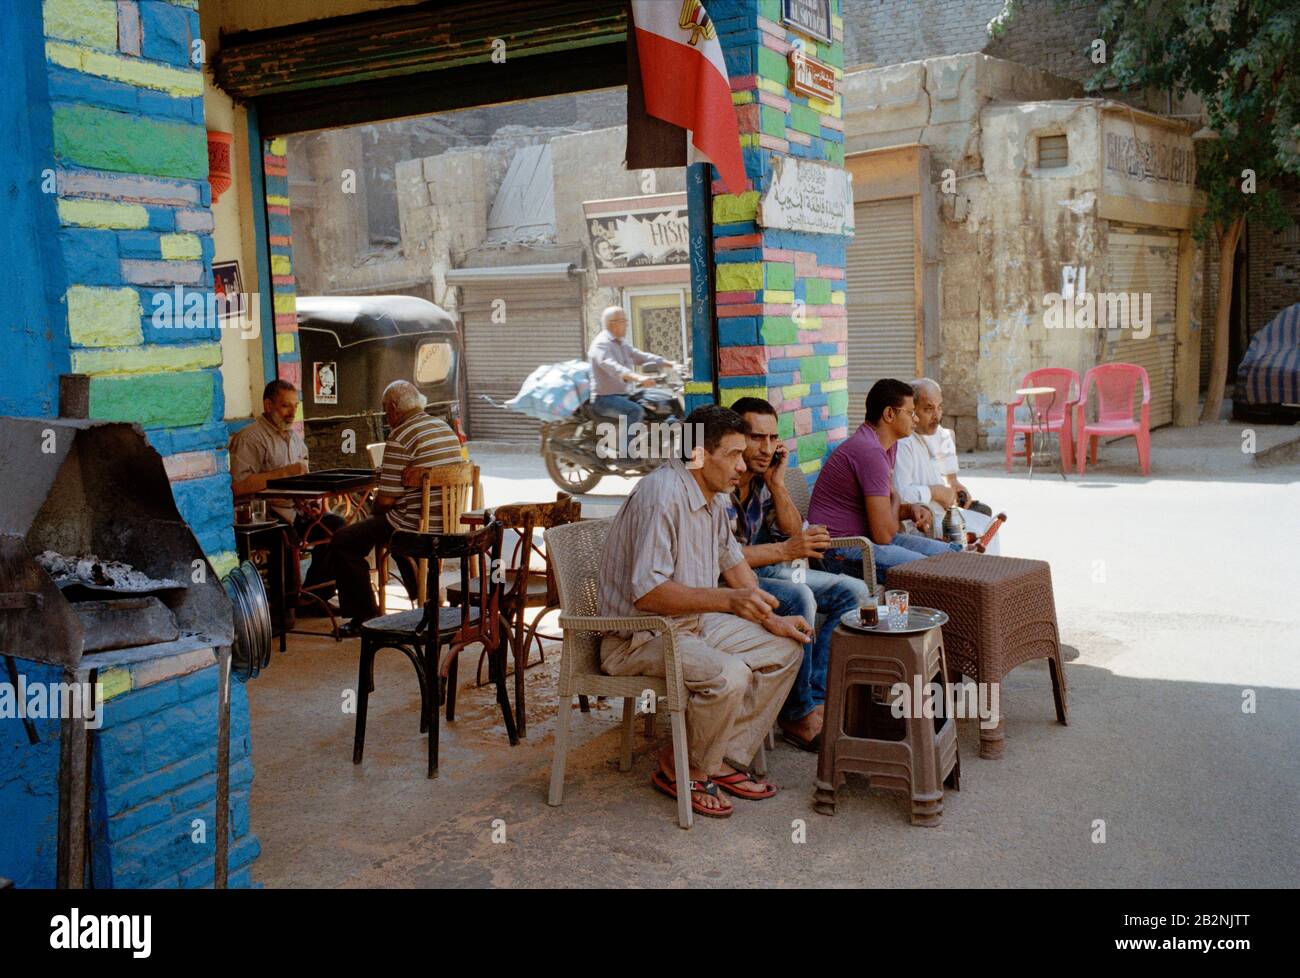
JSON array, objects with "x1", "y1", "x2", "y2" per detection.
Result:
[{"x1": 601, "y1": 614, "x2": 803, "y2": 775}]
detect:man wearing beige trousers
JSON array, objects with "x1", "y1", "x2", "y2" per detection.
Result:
[{"x1": 598, "y1": 405, "x2": 810, "y2": 819}]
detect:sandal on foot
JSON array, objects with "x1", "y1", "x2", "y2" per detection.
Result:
[
  {"x1": 779, "y1": 728, "x2": 822, "y2": 753},
  {"x1": 650, "y1": 768, "x2": 732, "y2": 818},
  {"x1": 712, "y1": 770, "x2": 779, "y2": 800}
]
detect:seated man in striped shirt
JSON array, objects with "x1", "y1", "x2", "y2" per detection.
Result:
[{"x1": 330, "y1": 380, "x2": 464, "y2": 637}]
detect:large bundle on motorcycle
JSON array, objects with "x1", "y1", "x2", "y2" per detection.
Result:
[{"x1": 504, "y1": 360, "x2": 592, "y2": 422}]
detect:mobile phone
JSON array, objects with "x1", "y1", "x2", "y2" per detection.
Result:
[{"x1": 772, "y1": 445, "x2": 787, "y2": 465}]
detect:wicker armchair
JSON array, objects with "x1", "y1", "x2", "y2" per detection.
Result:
[
  {"x1": 543, "y1": 518, "x2": 698, "y2": 829},
  {"x1": 783, "y1": 464, "x2": 877, "y2": 586}
]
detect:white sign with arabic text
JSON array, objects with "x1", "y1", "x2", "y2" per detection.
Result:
[{"x1": 758, "y1": 156, "x2": 855, "y2": 237}]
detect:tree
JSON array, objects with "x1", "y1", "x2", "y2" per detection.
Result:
[{"x1": 997, "y1": 0, "x2": 1300, "y2": 422}]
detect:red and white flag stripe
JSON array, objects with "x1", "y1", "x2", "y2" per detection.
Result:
[{"x1": 630, "y1": 0, "x2": 749, "y2": 195}]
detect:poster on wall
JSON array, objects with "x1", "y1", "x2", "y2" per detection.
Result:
[
  {"x1": 782, "y1": 0, "x2": 832, "y2": 44},
  {"x1": 758, "y1": 156, "x2": 855, "y2": 237},
  {"x1": 583, "y1": 193, "x2": 690, "y2": 283},
  {"x1": 313, "y1": 362, "x2": 338, "y2": 405},
  {"x1": 212, "y1": 261, "x2": 244, "y2": 320}
]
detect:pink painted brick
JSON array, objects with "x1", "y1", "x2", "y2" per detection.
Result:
[
  {"x1": 716, "y1": 234, "x2": 764, "y2": 250},
  {"x1": 830, "y1": 366, "x2": 849, "y2": 380},
  {"x1": 794, "y1": 408, "x2": 813, "y2": 436},
  {"x1": 758, "y1": 90, "x2": 791, "y2": 112},
  {"x1": 828, "y1": 426, "x2": 848, "y2": 442},
  {"x1": 735, "y1": 103, "x2": 761, "y2": 133},
  {"x1": 822, "y1": 116, "x2": 845, "y2": 132},
  {"x1": 822, "y1": 266, "x2": 845, "y2": 280},
  {"x1": 719, "y1": 303, "x2": 763, "y2": 317},
  {"x1": 786, "y1": 344, "x2": 814, "y2": 356},
  {"x1": 717, "y1": 291, "x2": 758, "y2": 305},
  {"x1": 759, "y1": 302, "x2": 794, "y2": 315},
  {"x1": 730, "y1": 74, "x2": 758, "y2": 92},
  {"x1": 795, "y1": 252, "x2": 818, "y2": 276},
  {"x1": 280, "y1": 362, "x2": 301, "y2": 387},
  {"x1": 758, "y1": 134, "x2": 789, "y2": 152},
  {"x1": 756, "y1": 16, "x2": 785, "y2": 38},
  {"x1": 762, "y1": 248, "x2": 794, "y2": 261},
  {"x1": 786, "y1": 129, "x2": 813, "y2": 146},
  {"x1": 761, "y1": 33, "x2": 792, "y2": 54}
]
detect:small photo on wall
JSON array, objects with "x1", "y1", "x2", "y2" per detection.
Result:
[{"x1": 213, "y1": 261, "x2": 244, "y2": 320}]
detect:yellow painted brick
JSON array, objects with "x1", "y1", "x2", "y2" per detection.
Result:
[
  {"x1": 739, "y1": 133, "x2": 759, "y2": 148},
  {"x1": 97, "y1": 667, "x2": 133, "y2": 703},
  {"x1": 720, "y1": 387, "x2": 767, "y2": 408},
  {"x1": 716, "y1": 262, "x2": 763, "y2": 292},
  {"x1": 273, "y1": 293, "x2": 297, "y2": 315},
  {"x1": 731, "y1": 91, "x2": 755, "y2": 105},
  {"x1": 66, "y1": 286, "x2": 142, "y2": 347},
  {"x1": 799, "y1": 458, "x2": 822, "y2": 475},
  {"x1": 266, "y1": 195, "x2": 291, "y2": 207},
  {"x1": 160, "y1": 233, "x2": 201, "y2": 260},
  {"x1": 821, "y1": 379, "x2": 847, "y2": 392},
  {"x1": 685, "y1": 381, "x2": 713, "y2": 395},
  {"x1": 43, "y1": 0, "x2": 117, "y2": 50},
  {"x1": 47, "y1": 41, "x2": 204, "y2": 97},
  {"x1": 764, "y1": 290, "x2": 795, "y2": 304},
  {"x1": 796, "y1": 315, "x2": 822, "y2": 331},
  {"x1": 270, "y1": 254, "x2": 292, "y2": 276},
  {"x1": 782, "y1": 384, "x2": 811, "y2": 399},
  {"x1": 830, "y1": 292, "x2": 846, "y2": 304},
  {"x1": 71, "y1": 341, "x2": 222, "y2": 376},
  {"x1": 57, "y1": 197, "x2": 148, "y2": 229},
  {"x1": 756, "y1": 77, "x2": 786, "y2": 96},
  {"x1": 276, "y1": 332, "x2": 296, "y2": 354},
  {"x1": 828, "y1": 355, "x2": 847, "y2": 368},
  {"x1": 269, "y1": 137, "x2": 287, "y2": 156}
]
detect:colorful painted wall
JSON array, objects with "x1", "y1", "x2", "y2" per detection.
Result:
[
  {"x1": 696, "y1": 0, "x2": 851, "y2": 474},
  {"x1": 0, "y1": 0, "x2": 259, "y2": 888}
]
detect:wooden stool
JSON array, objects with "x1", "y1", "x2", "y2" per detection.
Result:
[
  {"x1": 886, "y1": 552, "x2": 1068, "y2": 759},
  {"x1": 814, "y1": 618, "x2": 960, "y2": 826}
]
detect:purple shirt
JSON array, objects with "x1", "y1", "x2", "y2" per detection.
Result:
[{"x1": 807, "y1": 423, "x2": 897, "y2": 538}]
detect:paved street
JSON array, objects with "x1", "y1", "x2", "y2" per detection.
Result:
[{"x1": 247, "y1": 421, "x2": 1300, "y2": 887}]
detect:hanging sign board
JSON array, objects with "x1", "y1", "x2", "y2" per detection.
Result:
[
  {"x1": 789, "y1": 48, "x2": 836, "y2": 102},
  {"x1": 759, "y1": 156, "x2": 855, "y2": 237},
  {"x1": 781, "y1": 0, "x2": 832, "y2": 44}
]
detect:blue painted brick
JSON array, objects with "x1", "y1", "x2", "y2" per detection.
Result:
[
  {"x1": 178, "y1": 666, "x2": 218, "y2": 703},
  {"x1": 714, "y1": 221, "x2": 758, "y2": 237},
  {"x1": 719, "y1": 375, "x2": 763, "y2": 388},
  {"x1": 170, "y1": 773, "x2": 216, "y2": 814},
  {"x1": 115, "y1": 806, "x2": 212, "y2": 867},
  {"x1": 231, "y1": 788, "x2": 251, "y2": 837},
  {"x1": 106, "y1": 797, "x2": 172, "y2": 843},
  {"x1": 804, "y1": 393, "x2": 830, "y2": 408},
  {"x1": 718, "y1": 318, "x2": 758, "y2": 346},
  {"x1": 60, "y1": 228, "x2": 119, "y2": 285},
  {"x1": 142, "y1": 701, "x2": 216, "y2": 772},
  {"x1": 150, "y1": 875, "x2": 181, "y2": 889},
  {"x1": 47, "y1": 68, "x2": 137, "y2": 113},
  {"x1": 145, "y1": 421, "x2": 229, "y2": 457},
  {"x1": 137, "y1": 90, "x2": 201, "y2": 122},
  {"x1": 146, "y1": 207, "x2": 177, "y2": 231},
  {"x1": 200, "y1": 235, "x2": 215, "y2": 263},
  {"x1": 230, "y1": 756, "x2": 255, "y2": 792},
  {"x1": 99, "y1": 720, "x2": 147, "y2": 787},
  {"x1": 118, "y1": 230, "x2": 161, "y2": 259},
  {"x1": 228, "y1": 868, "x2": 253, "y2": 889},
  {"x1": 714, "y1": 247, "x2": 762, "y2": 264},
  {"x1": 105, "y1": 750, "x2": 216, "y2": 816},
  {"x1": 812, "y1": 414, "x2": 833, "y2": 433},
  {"x1": 766, "y1": 371, "x2": 796, "y2": 386},
  {"x1": 199, "y1": 183, "x2": 210, "y2": 207},
  {"x1": 103, "y1": 678, "x2": 181, "y2": 726},
  {"x1": 722, "y1": 47, "x2": 751, "y2": 77},
  {"x1": 140, "y1": 1, "x2": 198, "y2": 66},
  {"x1": 768, "y1": 357, "x2": 800, "y2": 372},
  {"x1": 813, "y1": 343, "x2": 839, "y2": 355},
  {"x1": 180, "y1": 856, "x2": 214, "y2": 889}
]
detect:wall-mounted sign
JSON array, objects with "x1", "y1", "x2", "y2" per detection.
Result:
[
  {"x1": 789, "y1": 48, "x2": 836, "y2": 102},
  {"x1": 759, "y1": 156, "x2": 855, "y2": 237},
  {"x1": 212, "y1": 261, "x2": 244, "y2": 320},
  {"x1": 781, "y1": 0, "x2": 832, "y2": 44},
  {"x1": 1100, "y1": 111, "x2": 1198, "y2": 210},
  {"x1": 313, "y1": 362, "x2": 337, "y2": 405},
  {"x1": 583, "y1": 193, "x2": 690, "y2": 284}
]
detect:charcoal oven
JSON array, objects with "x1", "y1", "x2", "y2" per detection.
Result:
[{"x1": 0, "y1": 387, "x2": 237, "y2": 888}]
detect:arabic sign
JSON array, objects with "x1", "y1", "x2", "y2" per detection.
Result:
[
  {"x1": 583, "y1": 194, "x2": 690, "y2": 279},
  {"x1": 782, "y1": 0, "x2": 832, "y2": 44},
  {"x1": 759, "y1": 156, "x2": 855, "y2": 237},
  {"x1": 1101, "y1": 111, "x2": 1198, "y2": 209},
  {"x1": 789, "y1": 49, "x2": 836, "y2": 102}
]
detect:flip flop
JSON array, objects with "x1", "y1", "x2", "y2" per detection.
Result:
[
  {"x1": 780, "y1": 728, "x2": 823, "y2": 753},
  {"x1": 651, "y1": 768, "x2": 732, "y2": 818},
  {"x1": 711, "y1": 770, "x2": 779, "y2": 800}
]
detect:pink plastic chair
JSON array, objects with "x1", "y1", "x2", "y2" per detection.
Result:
[
  {"x1": 1075, "y1": 363, "x2": 1151, "y2": 476},
  {"x1": 1004, "y1": 368, "x2": 1080, "y2": 472}
]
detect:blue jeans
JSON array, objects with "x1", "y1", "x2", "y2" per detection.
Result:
[
  {"x1": 589, "y1": 394, "x2": 645, "y2": 426},
  {"x1": 755, "y1": 563, "x2": 873, "y2": 722},
  {"x1": 819, "y1": 533, "x2": 961, "y2": 586}
]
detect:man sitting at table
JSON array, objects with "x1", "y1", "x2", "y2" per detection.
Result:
[
  {"x1": 726, "y1": 396, "x2": 872, "y2": 753},
  {"x1": 599, "y1": 404, "x2": 809, "y2": 819},
  {"x1": 809, "y1": 379, "x2": 962, "y2": 586},
  {"x1": 894, "y1": 378, "x2": 1001, "y2": 553},
  {"x1": 329, "y1": 380, "x2": 464, "y2": 637},
  {"x1": 229, "y1": 379, "x2": 343, "y2": 615}
]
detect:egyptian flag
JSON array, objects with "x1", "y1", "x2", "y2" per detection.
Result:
[{"x1": 627, "y1": 0, "x2": 749, "y2": 195}]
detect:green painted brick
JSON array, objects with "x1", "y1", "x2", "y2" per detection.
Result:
[
  {"x1": 766, "y1": 262, "x2": 794, "y2": 292},
  {"x1": 759, "y1": 104, "x2": 786, "y2": 139},
  {"x1": 756, "y1": 47, "x2": 788, "y2": 85},
  {"x1": 717, "y1": 262, "x2": 763, "y2": 292},
  {"x1": 43, "y1": 0, "x2": 117, "y2": 49},
  {"x1": 804, "y1": 278, "x2": 832, "y2": 305},
  {"x1": 760, "y1": 316, "x2": 798, "y2": 345},
  {"x1": 759, "y1": 0, "x2": 781, "y2": 21},
  {"x1": 827, "y1": 390, "x2": 849, "y2": 418},
  {"x1": 826, "y1": 143, "x2": 845, "y2": 167},
  {"x1": 713, "y1": 191, "x2": 761, "y2": 225},
  {"x1": 777, "y1": 412, "x2": 794, "y2": 441},
  {"x1": 89, "y1": 371, "x2": 214, "y2": 429},
  {"x1": 789, "y1": 104, "x2": 822, "y2": 137},
  {"x1": 53, "y1": 105, "x2": 208, "y2": 180},
  {"x1": 797, "y1": 431, "x2": 828, "y2": 465},
  {"x1": 800, "y1": 356, "x2": 830, "y2": 384}
]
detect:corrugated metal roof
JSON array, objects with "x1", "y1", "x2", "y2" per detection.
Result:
[{"x1": 486, "y1": 143, "x2": 556, "y2": 241}]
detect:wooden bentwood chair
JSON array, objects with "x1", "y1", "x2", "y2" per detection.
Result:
[{"x1": 352, "y1": 520, "x2": 516, "y2": 779}]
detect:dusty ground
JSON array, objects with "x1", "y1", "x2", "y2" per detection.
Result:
[{"x1": 247, "y1": 420, "x2": 1300, "y2": 888}]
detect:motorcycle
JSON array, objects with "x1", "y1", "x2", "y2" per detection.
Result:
[{"x1": 540, "y1": 364, "x2": 687, "y2": 494}]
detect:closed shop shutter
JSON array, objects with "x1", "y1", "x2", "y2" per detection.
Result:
[
  {"x1": 460, "y1": 277, "x2": 586, "y2": 442},
  {"x1": 845, "y1": 197, "x2": 917, "y2": 401},
  {"x1": 1106, "y1": 230, "x2": 1179, "y2": 427}
]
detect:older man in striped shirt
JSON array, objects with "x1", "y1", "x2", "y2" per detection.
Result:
[{"x1": 330, "y1": 380, "x2": 464, "y2": 636}]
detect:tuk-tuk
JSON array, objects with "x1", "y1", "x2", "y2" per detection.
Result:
[{"x1": 295, "y1": 295, "x2": 463, "y2": 468}]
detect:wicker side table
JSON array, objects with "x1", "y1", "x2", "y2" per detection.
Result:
[
  {"x1": 886, "y1": 552, "x2": 1068, "y2": 758},
  {"x1": 814, "y1": 619, "x2": 960, "y2": 826}
]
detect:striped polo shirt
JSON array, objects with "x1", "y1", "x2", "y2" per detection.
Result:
[{"x1": 377, "y1": 412, "x2": 464, "y2": 532}]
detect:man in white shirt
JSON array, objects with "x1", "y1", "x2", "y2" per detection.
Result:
[
  {"x1": 894, "y1": 378, "x2": 1001, "y2": 554},
  {"x1": 586, "y1": 306, "x2": 674, "y2": 426}
]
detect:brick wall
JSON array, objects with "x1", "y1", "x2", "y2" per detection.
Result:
[
  {"x1": 263, "y1": 138, "x2": 304, "y2": 421},
  {"x1": 1246, "y1": 188, "x2": 1300, "y2": 337},
  {"x1": 842, "y1": 0, "x2": 1006, "y2": 68},
  {"x1": 983, "y1": 0, "x2": 1108, "y2": 83},
  {"x1": 705, "y1": 0, "x2": 851, "y2": 471}
]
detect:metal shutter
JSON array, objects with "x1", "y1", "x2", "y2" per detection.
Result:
[
  {"x1": 1106, "y1": 230, "x2": 1179, "y2": 427},
  {"x1": 461, "y1": 278, "x2": 586, "y2": 442},
  {"x1": 845, "y1": 197, "x2": 917, "y2": 400}
]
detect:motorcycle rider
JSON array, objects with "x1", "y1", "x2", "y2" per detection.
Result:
[{"x1": 587, "y1": 306, "x2": 676, "y2": 429}]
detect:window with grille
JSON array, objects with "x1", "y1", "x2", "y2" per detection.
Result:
[{"x1": 1038, "y1": 134, "x2": 1069, "y2": 168}]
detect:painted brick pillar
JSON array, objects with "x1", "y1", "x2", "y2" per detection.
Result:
[
  {"x1": 703, "y1": 0, "x2": 851, "y2": 474},
  {"x1": 262, "y1": 137, "x2": 304, "y2": 430}
]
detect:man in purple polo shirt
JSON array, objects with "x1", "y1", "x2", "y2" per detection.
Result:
[{"x1": 809, "y1": 378, "x2": 960, "y2": 585}]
